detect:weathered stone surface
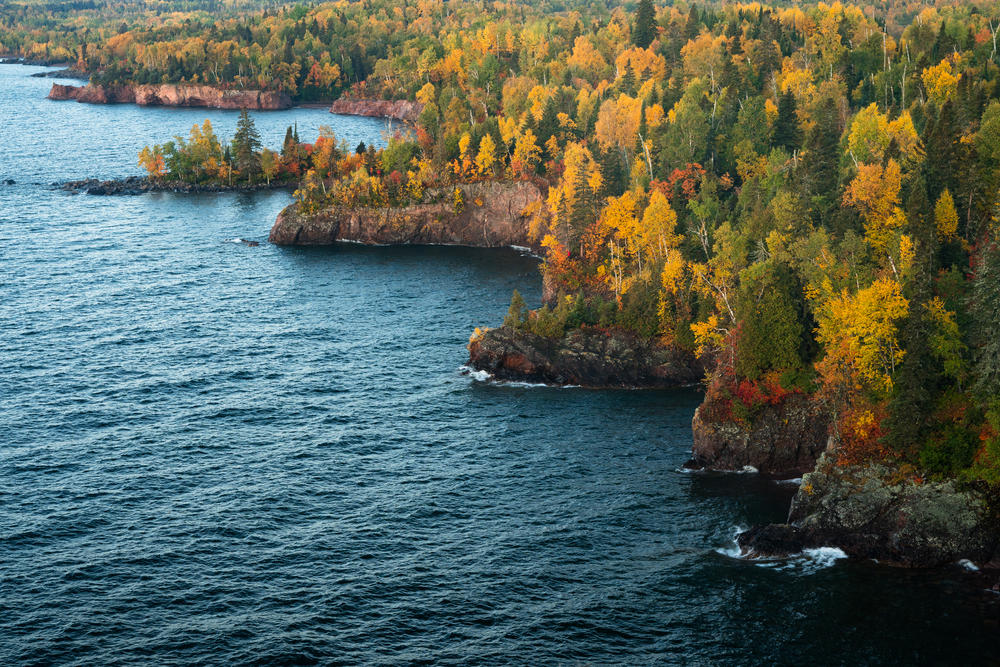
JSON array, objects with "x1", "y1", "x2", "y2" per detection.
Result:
[
  {"x1": 47, "y1": 83, "x2": 291, "y2": 109},
  {"x1": 739, "y1": 453, "x2": 1000, "y2": 567},
  {"x1": 329, "y1": 98, "x2": 423, "y2": 122},
  {"x1": 466, "y1": 326, "x2": 705, "y2": 388},
  {"x1": 690, "y1": 393, "x2": 831, "y2": 474},
  {"x1": 268, "y1": 180, "x2": 545, "y2": 249}
]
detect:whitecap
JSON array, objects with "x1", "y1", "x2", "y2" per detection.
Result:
[
  {"x1": 715, "y1": 525, "x2": 749, "y2": 559},
  {"x1": 738, "y1": 465, "x2": 759, "y2": 474},
  {"x1": 776, "y1": 478, "x2": 802, "y2": 485},
  {"x1": 802, "y1": 547, "x2": 848, "y2": 568},
  {"x1": 959, "y1": 559, "x2": 980, "y2": 571}
]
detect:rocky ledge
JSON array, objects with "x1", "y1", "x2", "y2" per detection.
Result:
[
  {"x1": 269, "y1": 180, "x2": 544, "y2": 249},
  {"x1": 329, "y1": 98, "x2": 423, "y2": 122},
  {"x1": 738, "y1": 453, "x2": 1000, "y2": 567},
  {"x1": 690, "y1": 393, "x2": 831, "y2": 474},
  {"x1": 63, "y1": 176, "x2": 295, "y2": 195},
  {"x1": 48, "y1": 83, "x2": 291, "y2": 110},
  {"x1": 466, "y1": 325, "x2": 705, "y2": 388}
]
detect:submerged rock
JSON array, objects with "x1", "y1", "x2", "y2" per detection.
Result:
[
  {"x1": 268, "y1": 180, "x2": 545, "y2": 249},
  {"x1": 738, "y1": 453, "x2": 1000, "y2": 567},
  {"x1": 690, "y1": 393, "x2": 831, "y2": 474},
  {"x1": 466, "y1": 325, "x2": 705, "y2": 388}
]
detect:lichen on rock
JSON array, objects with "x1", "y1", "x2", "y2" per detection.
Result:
[{"x1": 738, "y1": 452, "x2": 1000, "y2": 567}]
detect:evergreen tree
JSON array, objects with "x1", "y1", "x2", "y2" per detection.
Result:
[
  {"x1": 282, "y1": 125, "x2": 295, "y2": 156},
  {"x1": 232, "y1": 108, "x2": 262, "y2": 183},
  {"x1": 537, "y1": 96, "x2": 560, "y2": 160},
  {"x1": 924, "y1": 100, "x2": 960, "y2": 202},
  {"x1": 801, "y1": 96, "x2": 840, "y2": 225},
  {"x1": 633, "y1": 0, "x2": 657, "y2": 49},
  {"x1": 619, "y1": 62, "x2": 636, "y2": 96},
  {"x1": 772, "y1": 89, "x2": 801, "y2": 152},
  {"x1": 683, "y1": 4, "x2": 700, "y2": 42},
  {"x1": 883, "y1": 176, "x2": 939, "y2": 454},
  {"x1": 599, "y1": 147, "x2": 626, "y2": 200},
  {"x1": 969, "y1": 206, "x2": 1000, "y2": 402}
]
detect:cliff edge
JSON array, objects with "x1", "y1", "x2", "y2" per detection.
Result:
[
  {"x1": 48, "y1": 83, "x2": 291, "y2": 110},
  {"x1": 466, "y1": 326, "x2": 705, "y2": 388},
  {"x1": 268, "y1": 180, "x2": 544, "y2": 249},
  {"x1": 329, "y1": 98, "x2": 423, "y2": 122}
]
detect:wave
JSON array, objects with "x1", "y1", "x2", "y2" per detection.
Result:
[
  {"x1": 457, "y1": 365, "x2": 578, "y2": 388},
  {"x1": 717, "y1": 527, "x2": 848, "y2": 571}
]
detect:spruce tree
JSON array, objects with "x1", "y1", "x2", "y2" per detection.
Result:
[
  {"x1": 232, "y1": 108, "x2": 262, "y2": 183},
  {"x1": 883, "y1": 175, "x2": 939, "y2": 454},
  {"x1": 282, "y1": 126, "x2": 295, "y2": 156},
  {"x1": 801, "y1": 96, "x2": 840, "y2": 225},
  {"x1": 633, "y1": 0, "x2": 657, "y2": 49},
  {"x1": 969, "y1": 206, "x2": 1000, "y2": 402},
  {"x1": 772, "y1": 89, "x2": 801, "y2": 153}
]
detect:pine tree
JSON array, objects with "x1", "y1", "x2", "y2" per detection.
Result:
[
  {"x1": 772, "y1": 89, "x2": 801, "y2": 153},
  {"x1": 599, "y1": 147, "x2": 625, "y2": 200},
  {"x1": 282, "y1": 125, "x2": 295, "y2": 156},
  {"x1": 633, "y1": 0, "x2": 657, "y2": 49},
  {"x1": 232, "y1": 108, "x2": 262, "y2": 183}
]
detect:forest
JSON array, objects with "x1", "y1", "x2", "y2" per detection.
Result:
[{"x1": 5, "y1": 0, "x2": 1000, "y2": 483}]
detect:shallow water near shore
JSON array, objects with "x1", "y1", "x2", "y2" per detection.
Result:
[{"x1": 2, "y1": 65, "x2": 1000, "y2": 666}]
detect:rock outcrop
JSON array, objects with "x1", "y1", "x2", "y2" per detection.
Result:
[
  {"x1": 466, "y1": 326, "x2": 705, "y2": 388},
  {"x1": 329, "y1": 98, "x2": 423, "y2": 122},
  {"x1": 47, "y1": 83, "x2": 291, "y2": 110},
  {"x1": 690, "y1": 393, "x2": 831, "y2": 474},
  {"x1": 268, "y1": 180, "x2": 544, "y2": 249},
  {"x1": 738, "y1": 453, "x2": 1000, "y2": 567},
  {"x1": 62, "y1": 176, "x2": 294, "y2": 195}
]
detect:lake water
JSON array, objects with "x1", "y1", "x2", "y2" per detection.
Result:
[{"x1": 2, "y1": 65, "x2": 999, "y2": 666}]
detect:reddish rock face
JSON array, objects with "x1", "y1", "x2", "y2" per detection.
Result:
[
  {"x1": 268, "y1": 180, "x2": 545, "y2": 250},
  {"x1": 329, "y1": 98, "x2": 424, "y2": 122},
  {"x1": 47, "y1": 83, "x2": 291, "y2": 110}
]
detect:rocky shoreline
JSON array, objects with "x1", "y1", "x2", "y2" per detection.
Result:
[
  {"x1": 269, "y1": 180, "x2": 545, "y2": 249},
  {"x1": 63, "y1": 176, "x2": 296, "y2": 195},
  {"x1": 466, "y1": 326, "x2": 706, "y2": 388},
  {"x1": 329, "y1": 98, "x2": 423, "y2": 122},
  {"x1": 47, "y1": 82, "x2": 292, "y2": 110},
  {"x1": 738, "y1": 453, "x2": 1000, "y2": 568}
]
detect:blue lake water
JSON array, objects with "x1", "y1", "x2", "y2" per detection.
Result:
[{"x1": 2, "y1": 65, "x2": 999, "y2": 666}]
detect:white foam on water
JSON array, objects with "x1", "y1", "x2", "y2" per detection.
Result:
[
  {"x1": 803, "y1": 547, "x2": 848, "y2": 567},
  {"x1": 715, "y1": 525, "x2": 749, "y2": 559},
  {"x1": 959, "y1": 559, "x2": 980, "y2": 571},
  {"x1": 776, "y1": 478, "x2": 803, "y2": 485},
  {"x1": 738, "y1": 465, "x2": 759, "y2": 474},
  {"x1": 458, "y1": 366, "x2": 493, "y2": 382},
  {"x1": 224, "y1": 238, "x2": 245, "y2": 243}
]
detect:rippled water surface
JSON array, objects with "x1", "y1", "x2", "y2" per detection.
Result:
[{"x1": 2, "y1": 66, "x2": 999, "y2": 666}]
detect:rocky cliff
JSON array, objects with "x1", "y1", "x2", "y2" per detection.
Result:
[
  {"x1": 268, "y1": 180, "x2": 544, "y2": 249},
  {"x1": 329, "y1": 98, "x2": 423, "y2": 122},
  {"x1": 466, "y1": 326, "x2": 705, "y2": 388},
  {"x1": 47, "y1": 83, "x2": 291, "y2": 110},
  {"x1": 738, "y1": 453, "x2": 1000, "y2": 567},
  {"x1": 690, "y1": 393, "x2": 831, "y2": 474}
]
